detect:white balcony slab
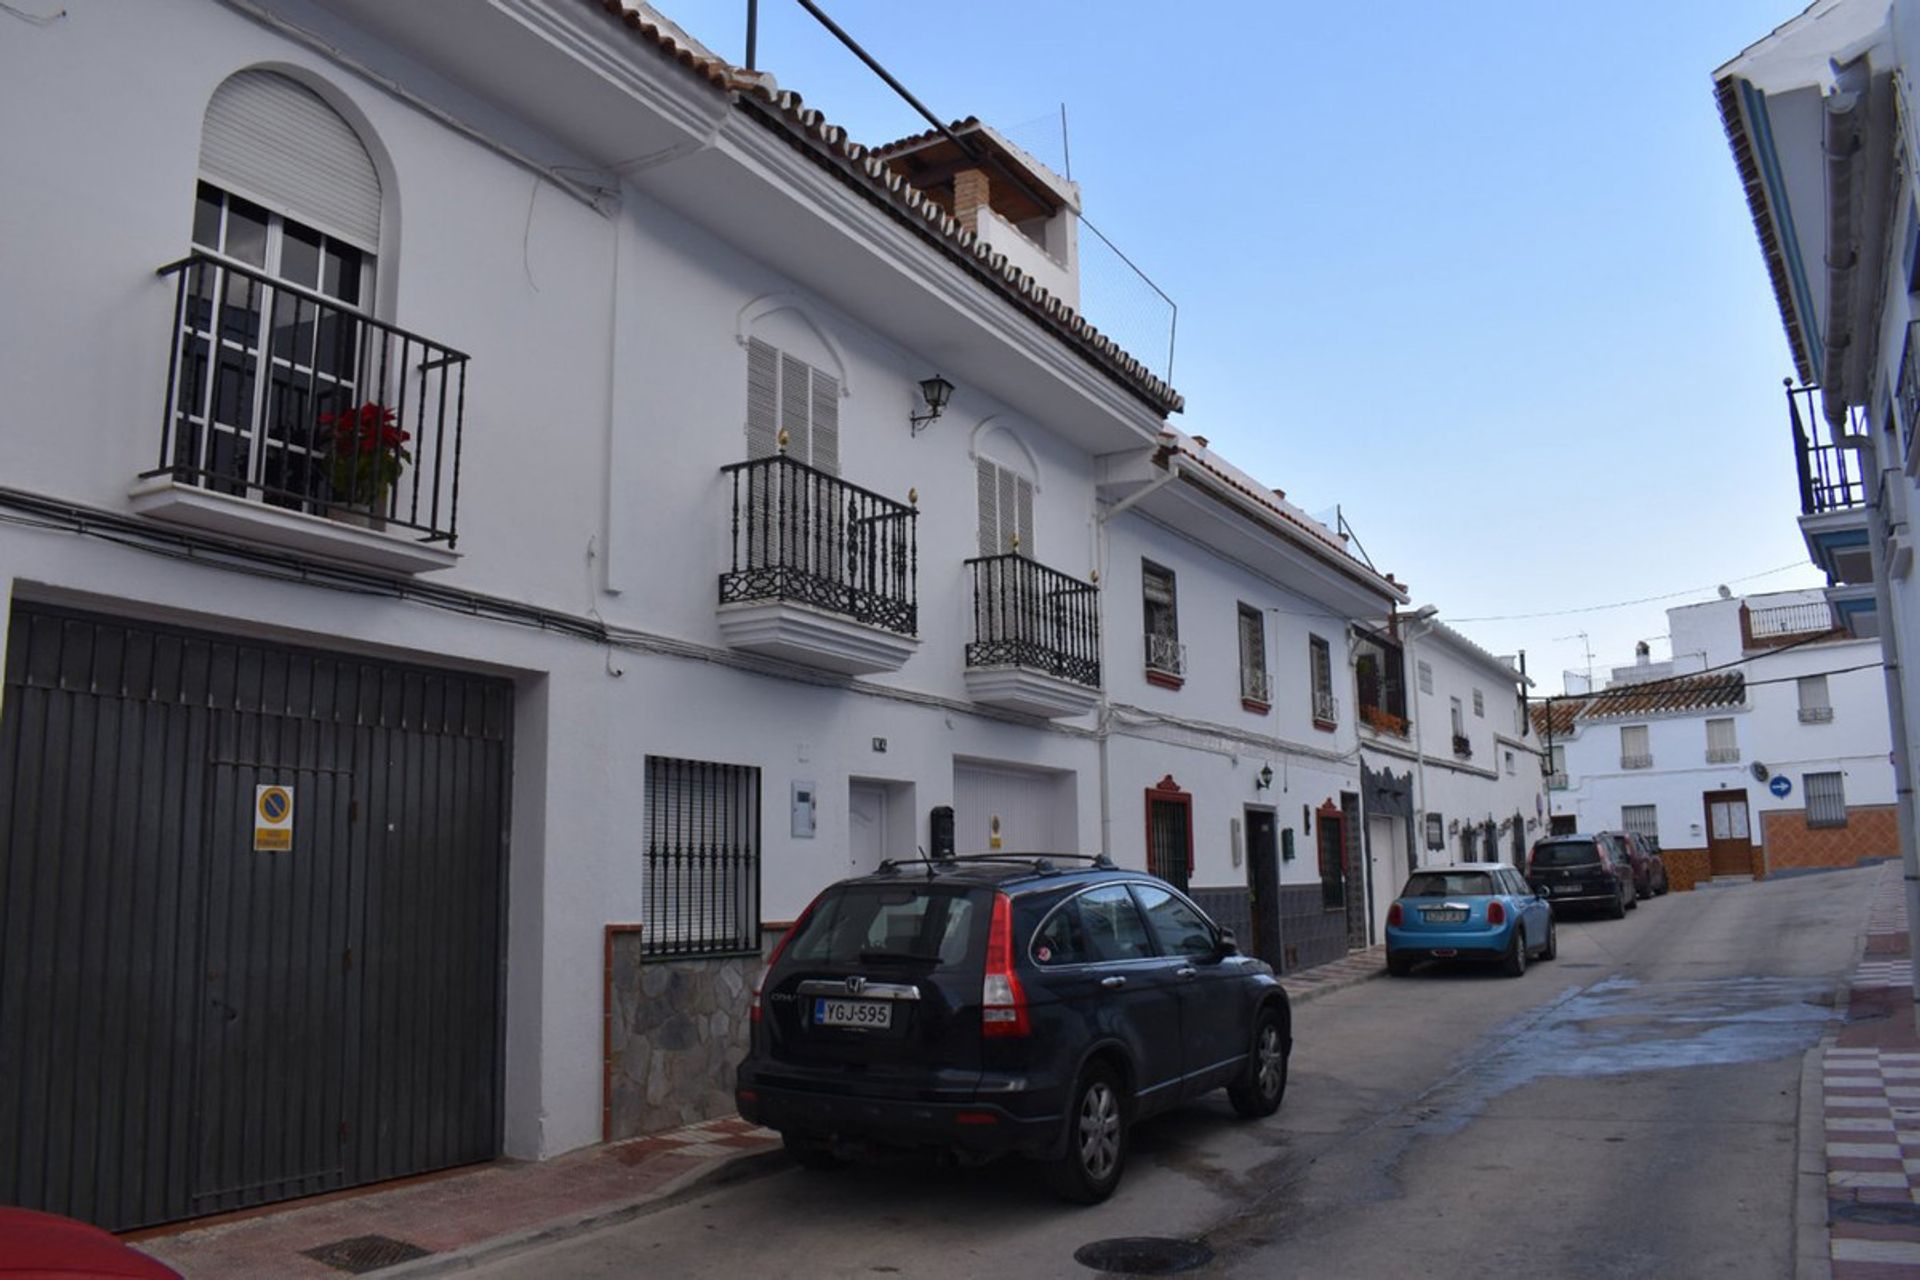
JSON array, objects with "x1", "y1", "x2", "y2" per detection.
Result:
[
  {"x1": 128, "y1": 477, "x2": 459, "y2": 575},
  {"x1": 716, "y1": 599, "x2": 918, "y2": 675},
  {"x1": 964, "y1": 665, "x2": 1100, "y2": 719}
]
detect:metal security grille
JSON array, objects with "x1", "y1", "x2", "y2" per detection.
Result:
[
  {"x1": 1622, "y1": 805, "x2": 1658, "y2": 839},
  {"x1": 643, "y1": 757, "x2": 760, "y2": 958},
  {"x1": 1805, "y1": 772, "x2": 1848, "y2": 828}
]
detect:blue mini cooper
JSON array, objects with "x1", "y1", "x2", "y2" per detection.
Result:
[{"x1": 1385, "y1": 864, "x2": 1555, "y2": 977}]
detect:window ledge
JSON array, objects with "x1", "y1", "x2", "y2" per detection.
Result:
[
  {"x1": 1242, "y1": 698, "x2": 1270, "y2": 715},
  {"x1": 1312, "y1": 718, "x2": 1338, "y2": 733},
  {"x1": 1145, "y1": 669, "x2": 1185, "y2": 690},
  {"x1": 128, "y1": 477, "x2": 460, "y2": 575}
]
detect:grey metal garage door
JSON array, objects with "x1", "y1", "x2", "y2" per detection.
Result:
[{"x1": 0, "y1": 604, "x2": 512, "y2": 1230}]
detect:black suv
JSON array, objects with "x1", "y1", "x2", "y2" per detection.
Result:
[
  {"x1": 1526, "y1": 833, "x2": 1635, "y2": 918},
  {"x1": 735, "y1": 854, "x2": 1291, "y2": 1203}
]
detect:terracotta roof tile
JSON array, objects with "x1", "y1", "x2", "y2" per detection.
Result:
[
  {"x1": 1537, "y1": 672, "x2": 1747, "y2": 734},
  {"x1": 589, "y1": 2, "x2": 1184, "y2": 416}
]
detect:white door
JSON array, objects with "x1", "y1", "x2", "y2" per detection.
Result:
[
  {"x1": 849, "y1": 781, "x2": 888, "y2": 876},
  {"x1": 1368, "y1": 815, "x2": 1402, "y2": 944},
  {"x1": 952, "y1": 762, "x2": 1076, "y2": 854}
]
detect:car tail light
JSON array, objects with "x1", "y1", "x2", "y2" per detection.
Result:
[
  {"x1": 981, "y1": 891, "x2": 1030, "y2": 1038},
  {"x1": 750, "y1": 895, "x2": 820, "y2": 1023},
  {"x1": 1387, "y1": 902, "x2": 1402, "y2": 927},
  {"x1": 1486, "y1": 900, "x2": 1506, "y2": 926}
]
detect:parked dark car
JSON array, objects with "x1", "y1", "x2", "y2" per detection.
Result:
[
  {"x1": 1526, "y1": 833, "x2": 1635, "y2": 918},
  {"x1": 1600, "y1": 831, "x2": 1655, "y2": 900},
  {"x1": 735, "y1": 854, "x2": 1291, "y2": 1204},
  {"x1": 1384, "y1": 864, "x2": 1555, "y2": 977},
  {"x1": 1640, "y1": 835, "x2": 1672, "y2": 895}
]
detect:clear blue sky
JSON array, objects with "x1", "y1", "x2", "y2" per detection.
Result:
[{"x1": 658, "y1": 0, "x2": 1824, "y2": 692}]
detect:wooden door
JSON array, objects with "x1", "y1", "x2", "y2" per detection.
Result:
[
  {"x1": 1703, "y1": 789, "x2": 1754, "y2": 877},
  {"x1": 1244, "y1": 809, "x2": 1282, "y2": 970}
]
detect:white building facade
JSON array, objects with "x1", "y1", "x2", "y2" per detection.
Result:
[
  {"x1": 1543, "y1": 592, "x2": 1893, "y2": 884},
  {"x1": 0, "y1": 0, "x2": 1406, "y2": 1231},
  {"x1": 1351, "y1": 614, "x2": 1544, "y2": 944},
  {"x1": 1715, "y1": 4, "x2": 1920, "y2": 928}
]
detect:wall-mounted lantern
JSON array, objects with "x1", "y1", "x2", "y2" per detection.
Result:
[{"x1": 909, "y1": 375, "x2": 954, "y2": 434}]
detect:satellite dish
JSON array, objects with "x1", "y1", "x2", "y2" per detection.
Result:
[{"x1": 1751, "y1": 761, "x2": 1771, "y2": 782}]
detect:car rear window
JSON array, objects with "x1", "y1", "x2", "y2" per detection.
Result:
[
  {"x1": 783, "y1": 885, "x2": 982, "y2": 968},
  {"x1": 1401, "y1": 871, "x2": 1493, "y2": 898},
  {"x1": 1531, "y1": 840, "x2": 1601, "y2": 868}
]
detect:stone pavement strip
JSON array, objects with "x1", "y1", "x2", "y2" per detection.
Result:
[
  {"x1": 1821, "y1": 863, "x2": 1920, "y2": 1280},
  {"x1": 129, "y1": 1116, "x2": 781, "y2": 1280},
  {"x1": 127, "y1": 947, "x2": 1385, "y2": 1278}
]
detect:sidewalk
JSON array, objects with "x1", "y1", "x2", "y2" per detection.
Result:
[
  {"x1": 130, "y1": 945, "x2": 1386, "y2": 1279},
  {"x1": 130, "y1": 1116, "x2": 782, "y2": 1280},
  {"x1": 1817, "y1": 863, "x2": 1920, "y2": 1279}
]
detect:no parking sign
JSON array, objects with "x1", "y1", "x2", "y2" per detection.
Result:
[{"x1": 254, "y1": 784, "x2": 294, "y2": 852}]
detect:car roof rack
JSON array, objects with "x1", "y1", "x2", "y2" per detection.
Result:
[{"x1": 876, "y1": 852, "x2": 1117, "y2": 878}]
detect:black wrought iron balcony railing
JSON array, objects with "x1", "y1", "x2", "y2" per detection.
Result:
[
  {"x1": 720, "y1": 453, "x2": 918, "y2": 636},
  {"x1": 964, "y1": 554, "x2": 1100, "y2": 688},
  {"x1": 149, "y1": 252, "x2": 468, "y2": 543},
  {"x1": 1787, "y1": 381, "x2": 1867, "y2": 517}
]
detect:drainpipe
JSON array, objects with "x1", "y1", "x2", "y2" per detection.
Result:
[
  {"x1": 1865, "y1": 464, "x2": 1920, "y2": 998},
  {"x1": 1400, "y1": 606, "x2": 1440, "y2": 868},
  {"x1": 1090, "y1": 462, "x2": 1182, "y2": 859}
]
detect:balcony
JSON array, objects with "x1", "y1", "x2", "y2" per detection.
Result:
[
  {"x1": 1240, "y1": 666, "x2": 1272, "y2": 709},
  {"x1": 130, "y1": 253, "x2": 465, "y2": 574},
  {"x1": 1313, "y1": 689, "x2": 1340, "y2": 728},
  {"x1": 1145, "y1": 632, "x2": 1186, "y2": 685},
  {"x1": 1451, "y1": 734, "x2": 1472, "y2": 759},
  {"x1": 1799, "y1": 706, "x2": 1835, "y2": 724},
  {"x1": 1358, "y1": 702, "x2": 1409, "y2": 738},
  {"x1": 1546, "y1": 772, "x2": 1569, "y2": 791},
  {"x1": 1621, "y1": 753, "x2": 1653, "y2": 770},
  {"x1": 1706, "y1": 746, "x2": 1742, "y2": 763},
  {"x1": 962, "y1": 554, "x2": 1100, "y2": 718},
  {"x1": 717, "y1": 454, "x2": 919, "y2": 675},
  {"x1": 1787, "y1": 382, "x2": 1873, "y2": 586}
]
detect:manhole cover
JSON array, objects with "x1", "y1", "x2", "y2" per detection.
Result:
[
  {"x1": 301, "y1": 1234, "x2": 433, "y2": 1274},
  {"x1": 1074, "y1": 1237, "x2": 1214, "y2": 1274},
  {"x1": 1832, "y1": 1201, "x2": 1920, "y2": 1228}
]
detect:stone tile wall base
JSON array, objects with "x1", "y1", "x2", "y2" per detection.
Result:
[{"x1": 1761, "y1": 806, "x2": 1899, "y2": 874}]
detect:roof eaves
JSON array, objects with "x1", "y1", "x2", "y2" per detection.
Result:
[
  {"x1": 1714, "y1": 73, "x2": 1817, "y2": 384},
  {"x1": 587, "y1": 2, "x2": 1184, "y2": 418}
]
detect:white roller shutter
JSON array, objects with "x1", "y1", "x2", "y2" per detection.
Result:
[
  {"x1": 953, "y1": 762, "x2": 1076, "y2": 854},
  {"x1": 200, "y1": 70, "x2": 382, "y2": 250}
]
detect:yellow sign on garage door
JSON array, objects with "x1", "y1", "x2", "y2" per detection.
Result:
[{"x1": 254, "y1": 784, "x2": 294, "y2": 852}]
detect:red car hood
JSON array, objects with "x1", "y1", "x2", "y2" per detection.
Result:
[{"x1": 0, "y1": 1208, "x2": 180, "y2": 1279}]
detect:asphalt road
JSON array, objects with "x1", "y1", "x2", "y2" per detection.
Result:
[{"x1": 465, "y1": 867, "x2": 1872, "y2": 1279}]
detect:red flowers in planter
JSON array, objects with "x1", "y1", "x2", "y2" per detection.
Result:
[{"x1": 319, "y1": 402, "x2": 411, "y2": 506}]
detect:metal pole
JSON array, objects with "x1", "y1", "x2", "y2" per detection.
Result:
[{"x1": 745, "y1": 0, "x2": 758, "y2": 69}]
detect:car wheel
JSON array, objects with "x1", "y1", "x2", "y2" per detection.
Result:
[
  {"x1": 1540, "y1": 916, "x2": 1557, "y2": 961},
  {"x1": 1608, "y1": 889, "x2": 1626, "y2": 919},
  {"x1": 781, "y1": 1132, "x2": 845, "y2": 1171},
  {"x1": 1227, "y1": 1007, "x2": 1289, "y2": 1118},
  {"x1": 1626, "y1": 890, "x2": 1638, "y2": 911},
  {"x1": 1386, "y1": 952, "x2": 1413, "y2": 977},
  {"x1": 1046, "y1": 1064, "x2": 1127, "y2": 1204},
  {"x1": 1503, "y1": 928, "x2": 1527, "y2": 978}
]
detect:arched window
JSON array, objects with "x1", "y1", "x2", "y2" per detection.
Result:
[
  {"x1": 972, "y1": 424, "x2": 1036, "y2": 558},
  {"x1": 173, "y1": 70, "x2": 385, "y2": 510},
  {"x1": 742, "y1": 306, "x2": 841, "y2": 475}
]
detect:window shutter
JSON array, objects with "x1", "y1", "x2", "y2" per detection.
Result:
[
  {"x1": 780, "y1": 352, "x2": 811, "y2": 464},
  {"x1": 200, "y1": 70, "x2": 381, "y2": 250},
  {"x1": 746, "y1": 338, "x2": 779, "y2": 459},
  {"x1": 994, "y1": 467, "x2": 1019, "y2": 554},
  {"x1": 811, "y1": 370, "x2": 839, "y2": 475},
  {"x1": 976, "y1": 458, "x2": 999, "y2": 556},
  {"x1": 1015, "y1": 475, "x2": 1034, "y2": 556}
]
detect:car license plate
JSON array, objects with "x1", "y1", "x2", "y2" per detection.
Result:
[
  {"x1": 1553, "y1": 885, "x2": 1579, "y2": 895},
  {"x1": 814, "y1": 997, "x2": 892, "y2": 1030},
  {"x1": 1422, "y1": 908, "x2": 1467, "y2": 923}
]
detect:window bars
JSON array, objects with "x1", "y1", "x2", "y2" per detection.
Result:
[{"x1": 643, "y1": 757, "x2": 761, "y2": 959}]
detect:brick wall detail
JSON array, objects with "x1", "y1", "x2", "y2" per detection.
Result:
[
  {"x1": 953, "y1": 168, "x2": 990, "y2": 234},
  {"x1": 1759, "y1": 805, "x2": 1899, "y2": 874},
  {"x1": 1662, "y1": 848, "x2": 1711, "y2": 892}
]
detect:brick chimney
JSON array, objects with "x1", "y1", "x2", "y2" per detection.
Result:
[{"x1": 952, "y1": 168, "x2": 990, "y2": 235}]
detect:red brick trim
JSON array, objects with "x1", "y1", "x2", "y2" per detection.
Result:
[
  {"x1": 1312, "y1": 717, "x2": 1337, "y2": 733},
  {"x1": 1242, "y1": 698, "x2": 1270, "y2": 715},
  {"x1": 1146, "y1": 669, "x2": 1184, "y2": 690}
]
